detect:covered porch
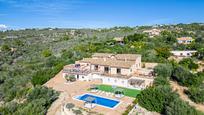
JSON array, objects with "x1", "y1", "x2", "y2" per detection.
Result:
[{"x1": 128, "y1": 78, "x2": 145, "y2": 89}]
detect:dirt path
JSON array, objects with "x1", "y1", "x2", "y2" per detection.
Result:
[
  {"x1": 46, "y1": 92, "x2": 66, "y2": 115},
  {"x1": 44, "y1": 71, "x2": 66, "y2": 115},
  {"x1": 170, "y1": 81, "x2": 204, "y2": 112}
]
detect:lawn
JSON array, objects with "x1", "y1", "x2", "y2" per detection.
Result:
[{"x1": 96, "y1": 84, "x2": 141, "y2": 98}]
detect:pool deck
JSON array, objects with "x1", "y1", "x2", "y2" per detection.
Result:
[{"x1": 44, "y1": 71, "x2": 134, "y2": 115}]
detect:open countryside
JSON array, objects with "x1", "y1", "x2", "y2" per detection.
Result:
[{"x1": 0, "y1": 0, "x2": 204, "y2": 115}]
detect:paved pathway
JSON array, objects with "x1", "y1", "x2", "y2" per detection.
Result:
[{"x1": 44, "y1": 71, "x2": 134, "y2": 115}]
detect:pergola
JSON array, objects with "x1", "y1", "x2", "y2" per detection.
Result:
[
  {"x1": 84, "y1": 96, "x2": 96, "y2": 109},
  {"x1": 128, "y1": 79, "x2": 145, "y2": 87},
  {"x1": 114, "y1": 88, "x2": 124, "y2": 98}
]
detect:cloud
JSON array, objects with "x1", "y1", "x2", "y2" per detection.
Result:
[{"x1": 0, "y1": 24, "x2": 8, "y2": 30}]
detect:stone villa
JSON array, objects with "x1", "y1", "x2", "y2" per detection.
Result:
[
  {"x1": 62, "y1": 53, "x2": 155, "y2": 90},
  {"x1": 143, "y1": 28, "x2": 162, "y2": 37}
]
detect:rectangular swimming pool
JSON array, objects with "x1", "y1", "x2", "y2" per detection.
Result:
[{"x1": 75, "y1": 93, "x2": 120, "y2": 109}]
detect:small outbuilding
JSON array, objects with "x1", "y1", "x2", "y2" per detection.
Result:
[{"x1": 113, "y1": 37, "x2": 124, "y2": 45}]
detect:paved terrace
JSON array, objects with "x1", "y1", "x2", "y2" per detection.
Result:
[{"x1": 44, "y1": 71, "x2": 134, "y2": 115}]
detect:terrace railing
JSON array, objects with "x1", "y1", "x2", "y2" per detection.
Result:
[
  {"x1": 91, "y1": 70, "x2": 103, "y2": 74},
  {"x1": 63, "y1": 68, "x2": 91, "y2": 75}
]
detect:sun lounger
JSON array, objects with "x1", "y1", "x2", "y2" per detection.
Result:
[
  {"x1": 101, "y1": 91, "x2": 105, "y2": 95},
  {"x1": 96, "y1": 90, "x2": 101, "y2": 95},
  {"x1": 106, "y1": 92, "x2": 109, "y2": 96},
  {"x1": 84, "y1": 103, "x2": 96, "y2": 109},
  {"x1": 115, "y1": 94, "x2": 124, "y2": 98}
]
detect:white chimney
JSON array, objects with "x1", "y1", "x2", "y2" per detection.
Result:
[{"x1": 103, "y1": 58, "x2": 106, "y2": 61}]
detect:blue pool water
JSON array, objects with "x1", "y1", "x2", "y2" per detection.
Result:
[{"x1": 76, "y1": 94, "x2": 120, "y2": 108}]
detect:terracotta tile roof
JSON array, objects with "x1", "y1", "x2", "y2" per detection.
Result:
[
  {"x1": 143, "y1": 62, "x2": 158, "y2": 69},
  {"x1": 92, "y1": 53, "x2": 114, "y2": 58},
  {"x1": 177, "y1": 37, "x2": 193, "y2": 41},
  {"x1": 92, "y1": 53, "x2": 141, "y2": 61},
  {"x1": 115, "y1": 54, "x2": 141, "y2": 61},
  {"x1": 80, "y1": 58, "x2": 135, "y2": 68}
]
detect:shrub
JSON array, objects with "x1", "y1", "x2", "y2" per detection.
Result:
[
  {"x1": 61, "y1": 50, "x2": 73, "y2": 59},
  {"x1": 155, "y1": 47, "x2": 171, "y2": 59},
  {"x1": 0, "y1": 86, "x2": 59, "y2": 115},
  {"x1": 137, "y1": 85, "x2": 177, "y2": 113},
  {"x1": 172, "y1": 66, "x2": 203, "y2": 86},
  {"x1": 72, "y1": 109, "x2": 82, "y2": 115},
  {"x1": 31, "y1": 70, "x2": 51, "y2": 86},
  {"x1": 154, "y1": 63, "x2": 173, "y2": 78},
  {"x1": 122, "y1": 105, "x2": 134, "y2": 115},
  {"x1": 65, "y1": 75, "x2": 76, "y2": 82},
  {"x1": 185, "y1": 87, "x2": 204, "y2": 103},
  {"x1": 124, "y1": 33, "x2": 146, "y2": 43},
  {"x1": 1, "y1": 44, "x2": 10, "y2": 51},
  {"x1": 153, "y1": 76, "x2": 170, "y2": 86},
  {"x1": 66, "y1": 103, "x2": 75, "y2": 110},
  {"x1": 164, "y1": 97, "x2": 201, "y2": 115},
  {"x1": 179, "y1": 58, "x2": 198, "y2": 70},
  {"x1": 61, "y1": 35, "x2": 70, "y2": 41},
  {"x1": 27, "y1": 86, "x2": 59, "y2": 103},
  {"x1": 42, "y1": 49, "x2": 52, "y2": 57}
]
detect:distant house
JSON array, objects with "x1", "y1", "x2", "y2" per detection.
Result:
[
  {"x1": 113, "y1": 37, "x2": 124, "y2": 45},
  {"x1": 11, "y1": 48, "x2": 17, "y2": 52},
  {"x1": 6, "y1": 36, "x2": 18, "y2": 39},
  {"x1": 177, "y1": 37, "x2": 193, "y2": 44},
  {"x1": 70, "y1": 30, "x2": 75, "y2": 36},
  {"x1": 197, "y1": 61, "x2": 204, "y2": 72},
  {"x1": 142, "y1": 63, "x2": 158, "y2": 69},
  {"x1": 171, "y1": 50, "x2": 197, "y2": 57},
  {"x1": 62, "y1": 53, "x2": 156, "y2": 90},
  {"x1": 143, "y1": 29, "x2": 162, "y2": 37}
]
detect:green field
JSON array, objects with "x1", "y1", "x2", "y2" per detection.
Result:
[{"x1": 96, "y1": 84, "x2": 141, "y2": 98}]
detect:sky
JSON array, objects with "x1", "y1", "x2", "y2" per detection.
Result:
[{"x1": 0, "y1": 0, "x2": 204, "y2": 29}]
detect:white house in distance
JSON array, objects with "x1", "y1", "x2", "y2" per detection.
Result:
[
  {"x1": 171, "y1": 50, "x2": 197, "y2": 57},
  {"x1": 113, "y1": 37, "x2": 124, "y2": 45},
  {"x1": 177, "y1": 37, "x2": 193, "y2": 44},
  {"x1": 62, "y1": 53, "x2": 156, "y2": 90},
  {"x1": 143, "y1": 29, "x2": 162, "y2": 37}
]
